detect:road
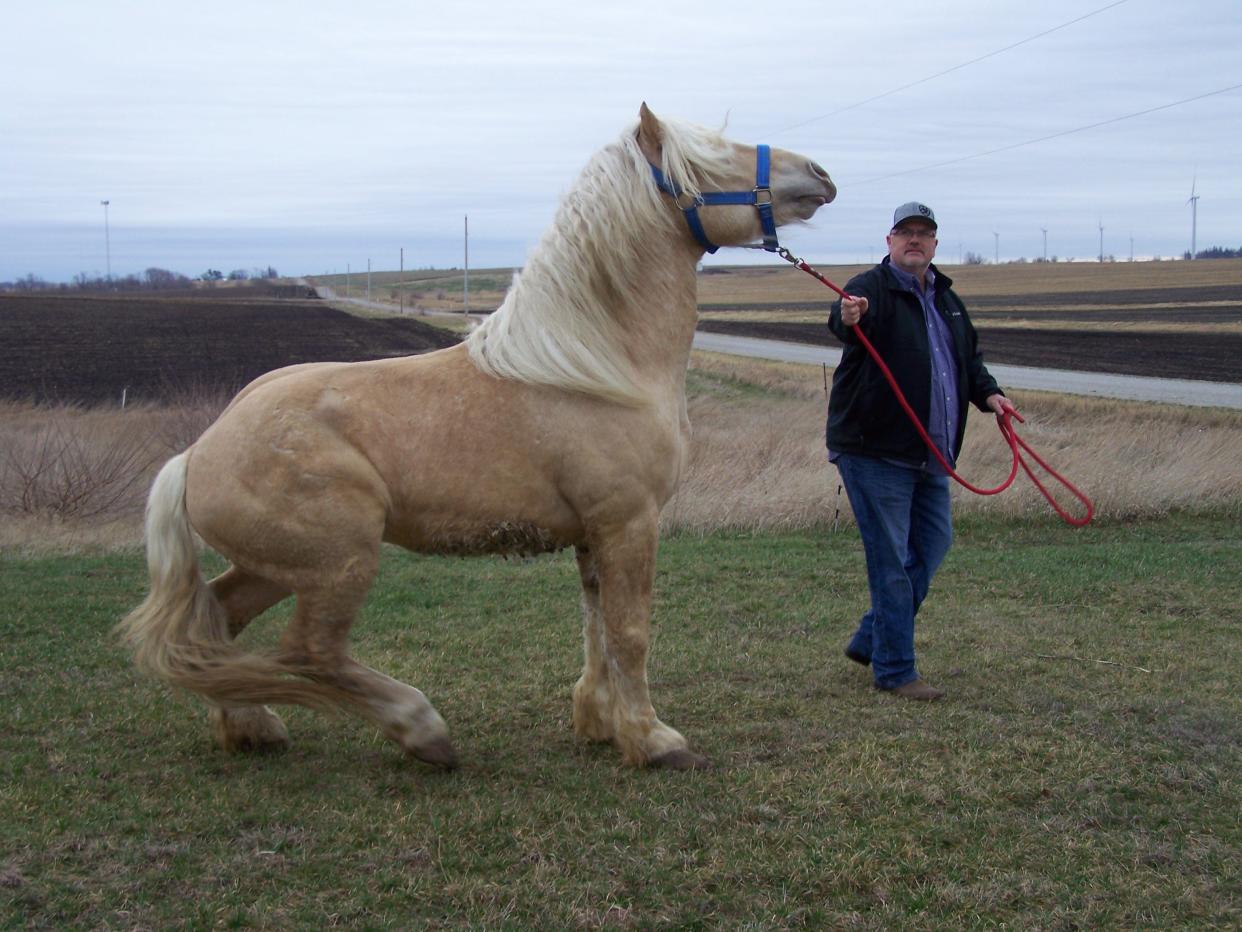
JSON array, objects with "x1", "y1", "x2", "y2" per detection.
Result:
[
  {"x1": 311, "y1": 283, "x2": 1242, "y2": 410},
  {"x1": 310, "y1": 282, "x2": 476, "y2": 320},
  {"x1": 692, "y1": 332, "x2": 1242, "y2": 410}
]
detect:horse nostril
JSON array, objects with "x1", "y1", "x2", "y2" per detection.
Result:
[{"x1": 809, "y1": 160, "x2": 837, "y2": 201}]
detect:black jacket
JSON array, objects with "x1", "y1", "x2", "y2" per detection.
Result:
[{"x1": 827, "y1": 257, "x2": 1001, "y2": 466}]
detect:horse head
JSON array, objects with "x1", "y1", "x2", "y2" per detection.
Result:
[{"x1": 636, "y1": 102, "x2": 836, "y2": 254}]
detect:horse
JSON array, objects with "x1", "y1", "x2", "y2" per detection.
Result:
[{"x1": 118, "y1": 103, "x2": 836, "y2": 771}]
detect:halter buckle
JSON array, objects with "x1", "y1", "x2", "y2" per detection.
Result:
[{"x1": 674, "y1": 191, "x2": 702, "y2": 211}]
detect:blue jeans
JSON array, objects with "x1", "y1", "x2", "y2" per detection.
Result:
[{"x1": 835, "y1": 453, "x2": 953, "y2": 689}]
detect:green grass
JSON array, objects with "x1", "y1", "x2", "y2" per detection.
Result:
[{"x1": 2, "y1": 515, "x2": 1239, "y2": 928}]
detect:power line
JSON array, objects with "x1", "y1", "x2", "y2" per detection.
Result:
[
  {"x1": 853, "y1": 81, "x2": 1242, "y2": 186},
  {"x1": 770, "y1": 0, "x2": 1132, "y2": 136}
]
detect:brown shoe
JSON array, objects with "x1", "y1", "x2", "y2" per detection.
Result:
[{"x1": 882, "y1": 679, "x2": 945, "y2": 701}]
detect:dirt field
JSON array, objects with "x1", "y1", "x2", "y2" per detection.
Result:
[
  {"x1": 3, "y1": 260, "x2": 1239, "y2": 405},
  {"x1": 0, "y1": 293, "x2": 458, "y2": 405},
  {"x1": 695, "y1": 261, "x2": 1242, "y2": 384},
  {"x1": 696, "y1": 318, "x2": 1242, "y2": 383}
]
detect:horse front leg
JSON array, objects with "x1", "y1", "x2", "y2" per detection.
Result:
[
  {"x1": 572, "y1": 545, "x2": 613, "y2": 742},
  {"x1": 589, "y1": 515, "x2": 708, "y2": 770}
]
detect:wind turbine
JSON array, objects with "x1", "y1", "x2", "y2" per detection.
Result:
[{"x1": 1187, "y1": 176, "x2": 1200, "y2": 260}]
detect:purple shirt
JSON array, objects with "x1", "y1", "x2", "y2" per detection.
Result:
[{"x1": 888, "y1": 263, "x2": 960, "y2": 472}]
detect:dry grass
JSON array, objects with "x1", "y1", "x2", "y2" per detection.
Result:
[
  {"x1": 2, "y1": 352, "x2": 1239, "y2": 552},
  {"x1": 313, "y1": 268, "x2": 511, "y2": 315},
  {"x1": 951, "y1": 388, "x2": 1242, "y2": 519},
  {"x1": 936, "y1": 256, "x2": 1242, "y2": 296},
  {"x1": 663, "y1": 352, "x2": 1242, "y2": 533},
  {"x1": 0, "y1": 392, "x2": 229, "y2": 553}
]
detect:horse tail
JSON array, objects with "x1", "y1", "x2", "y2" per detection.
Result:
[{"x1": 117, "y1": 452, "x2": 341, "y2": 711}]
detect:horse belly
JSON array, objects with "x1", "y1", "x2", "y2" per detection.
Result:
[
  {"x1": 380, "y1": 451, "x2": 584, "y2": 557},
  {"x1": 386, "y1": 514, "x2": 578, "y2": 558}
]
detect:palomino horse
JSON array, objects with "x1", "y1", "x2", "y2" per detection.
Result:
[{"x1": 119, "y1": 104, "x2": 836, "y2": 770}]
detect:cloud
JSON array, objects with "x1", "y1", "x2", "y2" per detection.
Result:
[{"x1": 3, "y1": 0, "x2": 1240, "y2": 280}]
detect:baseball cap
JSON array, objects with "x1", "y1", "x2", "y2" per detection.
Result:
[{"x1": 892, "y1": 202, "x2": 937, "y2": 230}]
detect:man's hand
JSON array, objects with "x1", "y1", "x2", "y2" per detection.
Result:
[
  {"x1": 840, "y1": 295, "x2": 869, "y2": 327},
  {"x1": 986, "y1": 393, "x2": 1018, "y2": 421}
]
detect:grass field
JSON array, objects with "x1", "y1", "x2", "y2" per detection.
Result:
[
  {"x1": 2, "y1": 262, "x2": 1240, "y2": 926},
  {"x1": 2, "y1": 514, "x2": 1239, "y2": 928}
]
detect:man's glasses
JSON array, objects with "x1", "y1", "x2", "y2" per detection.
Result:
[{"x1": 891, "y1": 227, "x2": 936, "y2": 240}]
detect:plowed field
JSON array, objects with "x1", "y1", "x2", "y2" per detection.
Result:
[
  {"x1": 696, "y1": 318, "x2": 1242, "y2": 383},
  {"x1": 0, "y1": 293, "x2": 458, "y2": 405}
]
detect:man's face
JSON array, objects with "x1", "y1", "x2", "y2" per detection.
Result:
[{"x1": 887, "y1": 221, "x2": 938, "y2": 275}]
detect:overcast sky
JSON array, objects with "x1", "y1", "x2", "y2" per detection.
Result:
[{"x1": 3, "y1": 0, "x2": 1240, "y2": 282}]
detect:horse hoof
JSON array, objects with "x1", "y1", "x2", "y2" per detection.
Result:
[
  {"x1": 649, "y1": 748, "x2": 711, "y2": 771},
  {"x1": 412, "y1": 737, "x2": 458, "y2": 770},
  {"x1": 212, "y1": 706, "x2": 290, "y2": 753}
]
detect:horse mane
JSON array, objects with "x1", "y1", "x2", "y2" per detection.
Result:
[{"x1": 465, "y1": 116, "x2": 737, "y2": 405}]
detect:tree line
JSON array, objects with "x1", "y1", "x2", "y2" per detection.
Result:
[
  {"x1": 1188, "y1": 246, "x2": 1242, "y2": 260},
  {"x1": 1, "y1": 266, "x2": 281, "y2": 293}
]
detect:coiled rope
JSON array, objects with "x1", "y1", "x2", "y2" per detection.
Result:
[{"x1": 763, "y1": 246, "x2": 1093, "y2": 526}]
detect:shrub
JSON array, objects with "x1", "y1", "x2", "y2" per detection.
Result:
[{"x1": 0, "y1": 406, "x2": 159, "y2": 519}]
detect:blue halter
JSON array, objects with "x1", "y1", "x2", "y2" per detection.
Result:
[{"x1": 649, "y1": 144, "x2": 778, "y2": 254}]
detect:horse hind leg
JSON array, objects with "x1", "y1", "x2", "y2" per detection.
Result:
[
  {"x1": 279, "y1": 575, "x2": 456, "y2": 769},
  {"x1": 334, "y1": 659, "x2": 456, "y2": 768},
  {"x1": 207, "y1": 567, "x2": 294, "y2": 752}
]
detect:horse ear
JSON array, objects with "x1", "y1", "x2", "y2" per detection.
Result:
[{"x1": 637, "y1": 102, "x2": 663, "y2": 163}]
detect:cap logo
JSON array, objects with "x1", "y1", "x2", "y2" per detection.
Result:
[{"x1": 893, "y1": 201, "x2": 936, "y2": 228}]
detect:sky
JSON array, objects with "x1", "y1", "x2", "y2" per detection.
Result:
[{"x1": 3, "y1": 0, "x2": 1240, "y2": 283}]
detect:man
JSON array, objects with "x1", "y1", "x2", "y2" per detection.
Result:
[{"x1": 827, "y1": 202, "x2": 1013, "y2": 700}]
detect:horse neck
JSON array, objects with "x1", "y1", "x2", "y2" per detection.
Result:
[
  {"x1": 604, "y1": 237, "x2": 701, "y2": 389},
  {"x1": 517, "y1": 220, "x2": 702, "y2": 394}
]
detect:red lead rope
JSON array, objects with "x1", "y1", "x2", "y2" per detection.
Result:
[{"x1": 774, "y1": 248, "x2": 1093, "y2": 527}]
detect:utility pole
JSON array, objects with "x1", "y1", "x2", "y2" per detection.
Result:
[
  {"x1": 100, "y1": 200, "x2": 111, "y2": 281},
  {"x1": 463, "y1": 214, "x2": 470, "y2": 315},
  {"x1": 1188, "y1": 177, "x2": 1199, "y2": 259}
]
